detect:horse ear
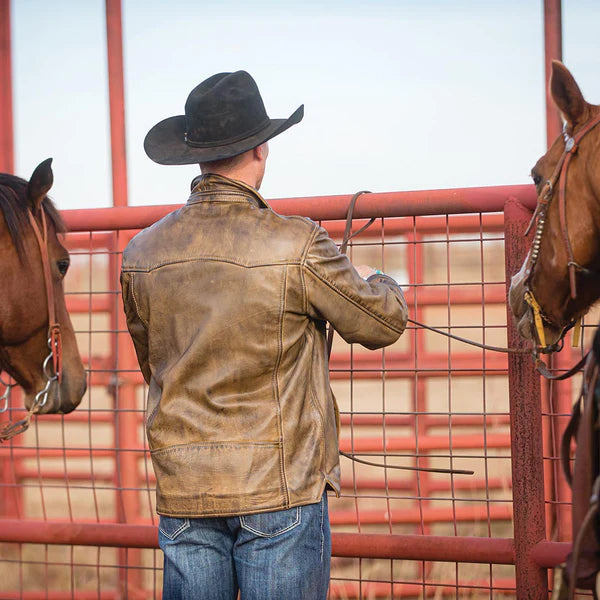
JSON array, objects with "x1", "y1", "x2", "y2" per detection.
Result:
[
  {"x1": 26, "y1": 158, "x2": 54, "y2": 212},
  {"x1": 550, "y1": 61, "x2": 586, "y2": 126}
]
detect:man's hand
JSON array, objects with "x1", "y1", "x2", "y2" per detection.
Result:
[{"x1": 354, "y1": 264, "x2": 377, "y2": 279}]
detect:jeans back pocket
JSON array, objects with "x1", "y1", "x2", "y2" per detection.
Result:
[
  {"x1": 159, "y1": 516, "x2": 191, "y2": 541},
  {"x1": 240, "y1": 505, "x2": 301, "y2": 538}
]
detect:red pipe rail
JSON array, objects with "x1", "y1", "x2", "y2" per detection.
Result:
[
  {"x1": 0, "y1": 0, "x2": 13, "y2": 173},
  {"x1": 59, "y1": 184, "x2": 538, "y2": 232},
  {"x1": 0, "y1": 520, "x2": 571, "y2": 567}
]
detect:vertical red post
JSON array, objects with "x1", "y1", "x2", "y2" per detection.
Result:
[
  {"x1": 544, "y1": 0, "x2": 572, "y2": 543},
  {"x1": 504, "y1": 198, "x2": 547, "y2": 597},
  {"x1": 106, "y1": 0, "x2": 128, "y2": 208},
  {"x1": 544, "y1": 0, "x2": 563, "y2": 147},
  {"x1": 105, "y1": 0, "x2": 141, "y2": 595},
  {"x1": 0, "y1": 0, "x2": 17, "y2": 519},
  {"x1": 0, "y1": 0, "x2": 14, "y2": 173}
]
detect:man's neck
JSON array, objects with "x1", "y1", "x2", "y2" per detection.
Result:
[{"x1": 201, "y1": 168, "x2": 259, "y2": 190}]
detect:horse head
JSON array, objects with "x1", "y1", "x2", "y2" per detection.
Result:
[
  {"x1": 0, "y1": 159, "x2": 86, "y2": 415},
  {"x1": 509, "y1": 61, "x2": 600, "y2": 350}
]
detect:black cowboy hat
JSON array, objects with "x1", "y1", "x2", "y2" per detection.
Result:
[{"x1": 144, "y1": 70, "x2": 304, "y2": 165}]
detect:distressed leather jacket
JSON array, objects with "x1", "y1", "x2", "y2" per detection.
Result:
[{"x1": 121, "y1": 174, "x2": 407, "y2": 517}]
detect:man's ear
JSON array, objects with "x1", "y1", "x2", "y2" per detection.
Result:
[{"x1": 254, "y1": 143, "x2": 268, "y2": 162}]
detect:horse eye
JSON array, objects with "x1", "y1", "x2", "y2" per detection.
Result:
[
  {"x1": 57, "y1": 259, "x2": 70, "y2": 276},
  {"x1": 531, "y1": 173, "x2": 542, "y2": 187}
]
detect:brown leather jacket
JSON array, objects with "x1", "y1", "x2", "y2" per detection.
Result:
[{"x1": 121, "y1": 174, "x2": 407, "y2": 517}]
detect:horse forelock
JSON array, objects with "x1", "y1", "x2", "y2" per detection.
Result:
[{"x1": 0, "y1": 174, "x2": 65, "y2": 261}]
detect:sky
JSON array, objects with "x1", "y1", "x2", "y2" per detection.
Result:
[{"x1": 9, "y1": 0, "x2": 600, "y2": 211}]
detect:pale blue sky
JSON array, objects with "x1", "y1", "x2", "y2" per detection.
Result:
[{"x1": 9, "y1": 0, "x2": 600, "y2": 210}]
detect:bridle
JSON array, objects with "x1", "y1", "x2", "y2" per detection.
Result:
[
  {"x1": 0, "y1": 205, "x2": 63, "y2": 442},
  {"x1": 522, "y1": 112, "x2": 600, "y2": 353}
]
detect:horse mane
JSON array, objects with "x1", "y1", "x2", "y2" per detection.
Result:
[{"x1": 0, "y1": 173, "x2": 65, "y2": 260}]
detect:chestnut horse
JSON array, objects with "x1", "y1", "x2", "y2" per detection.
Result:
[
  {"x1": 509, "y1": 61, "x2": 600, "y2": 348},
  {"x1": 0, "y1": 159, "x2": 86, "y2": 423},
  {"x1": 509, "y1": 62, "x2": 600, "y2": 598}
]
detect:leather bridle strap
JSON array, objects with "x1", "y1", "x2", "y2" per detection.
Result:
[
  {"x1": 0, "y1": 207, "x2": 63, "y2": 443},
  {"x1": 535, "y1": 352, "x2": 589, "y2": 382},
  {"x1": 26, "y1": 209, "x2": 62, "y2": 383},
  {"x1": 558, "y1": 113, "x2": 600, "y2": 300},
  {"x1": 326, "y1": 191, "x2": 374, "y2": 355}
]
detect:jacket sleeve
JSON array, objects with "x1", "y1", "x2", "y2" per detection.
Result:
[
  {"x1": 302, "y1": 226, "x2": 408, "y2": 350},
  {"x1": 120, "y1": 270, "x2": 151, "y2": 384}
]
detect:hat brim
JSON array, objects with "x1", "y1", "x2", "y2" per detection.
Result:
[{"x1": 144, "y1": 105, "x2": 304, "y2": 165}]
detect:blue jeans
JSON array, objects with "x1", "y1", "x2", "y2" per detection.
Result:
[{"x1": 158, "y1": 493, "x2": 330, "y2": 600}]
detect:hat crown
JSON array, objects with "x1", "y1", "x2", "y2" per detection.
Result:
[{"x1": 184, "y1": 71, "x2": 270, "y2": 148}]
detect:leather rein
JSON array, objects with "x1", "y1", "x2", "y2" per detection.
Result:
[
  {"x1": 330, "y1": 145, "x2": 600, "y2": 474},
  {"x1": 0, "y1": 206, "x2": 63, "y2": 442}
]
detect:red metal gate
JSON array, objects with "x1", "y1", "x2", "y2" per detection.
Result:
[
  {"x1": 0, "y1": 0, "x2": 585, "y2": 597},
  {"x1": 0, "y1": 184, "x2": 589, "y2": 598}
]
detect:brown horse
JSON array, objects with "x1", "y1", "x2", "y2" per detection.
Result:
[
  {"x1": 509, "y1": 62, "x2": 600, "y2": 597},
  {"x1": 0, "y1": 159, "x2": 86, "y2": 417},
  {"x1": 509, "y1": 61, "x2": 600, "y2": 349}
]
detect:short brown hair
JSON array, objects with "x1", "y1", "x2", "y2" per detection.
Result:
[{"x1": 199, "y1": 152, "x2": 246, "y2": 173}]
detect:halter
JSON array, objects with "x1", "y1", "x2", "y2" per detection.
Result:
[
  {"x1": 522, "y1": 112, "x2": 600, "y2": 353},
  {"x1": 0, "y1": 206, "x2": 63, "y2": 442}
]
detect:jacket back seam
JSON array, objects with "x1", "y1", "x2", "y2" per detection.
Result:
[
  {"x1": 122, "y1": 257, "x2": 303, "y2": 273},
  {"x1": 274, "y1": 264, "x2": 290, "y2": 506},
  {"x1": 300, "y1": 224, "x2": 319, "y2": 315},
  {"x1": 129, "y1": 273, "x2": 149, "y2": 329}
]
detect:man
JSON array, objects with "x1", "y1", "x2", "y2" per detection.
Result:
[{"x1": 121, "y1": 70, "x2": 407, "y2": 600}]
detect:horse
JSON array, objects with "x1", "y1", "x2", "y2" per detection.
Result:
[
  {"x1": 509, "y1": 61, "x2": 600, "y2": 349},
  {"x1": 508, "y1": 61, "x2": 600, "y2": 599},
  {"x1": 0, "y1": 158, "x2": 86, "y2": 428}
]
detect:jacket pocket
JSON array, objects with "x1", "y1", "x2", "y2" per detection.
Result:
[
  {"x1": 239, "y1": 506, "x2": 301, "y2": 538},
  {"x1": 159, "y1": 516, "x2": 191, "y2": 541}
]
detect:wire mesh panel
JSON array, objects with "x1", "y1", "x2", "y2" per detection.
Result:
[
  {"x1": 326, "y1": 213, "x2": 515, "y2": 598},
  {"x1": 0, "y1": 193, "x2": 582, "y2": 598}
]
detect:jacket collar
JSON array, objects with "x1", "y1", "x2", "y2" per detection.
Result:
[{"x1": 188, "y1": 173, "x2": 271, "y2": 209}]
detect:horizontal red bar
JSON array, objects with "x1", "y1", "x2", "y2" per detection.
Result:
[
  {"x1": 332, "y1": 532, "x2": 514, "y2": 563},
  {"x1": 2, "y1": 581, "x2": 519, "y2": 600},
  {"x1": 339, "y1": 414, "x2": 511, "y2": 427},
  {"x1": 11, "y1": 469, "x2": 510, "y2": 493},
  {"x1": 330, "y1": 504, "x2": 513, "y2": 525},
  {"x1": 60, "y1": 185, "x2": 536, "y2": 232},
  {"x1": 339, "y1": 432, "x2": 510, "y2": 452},
  {"x1": 323, "y1": 213, "x2": 505, "y2": 238},
  {"x1": 0, "y1": 430, "x2": 509, "y2": 458},
  {"x1": 65, "y1": 286, "x2": 509, "y2": 314},
  {"x1": 2, "y1": 594, "x2": 119, "y2": 600},
  {"x1": 329, "y1": 579, "x2": 517, "y2": 599},
  {"x1": 338, "y1": 476, "x2": 511, "y2": 493},
  {"x1": 530, "y1": 539, "x2": 571, "y2": 567},
  {"x1": 0, "y1": 519, "x2": 521, "y2": 564}
]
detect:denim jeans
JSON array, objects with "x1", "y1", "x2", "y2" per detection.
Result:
[{"x1": 158, "y1": 493, "x2": 330, "y2": 600}]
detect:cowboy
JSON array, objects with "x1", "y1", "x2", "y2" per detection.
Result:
[{"x1": 121, "y1": 71, "x2": 408, "y2": 600}]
